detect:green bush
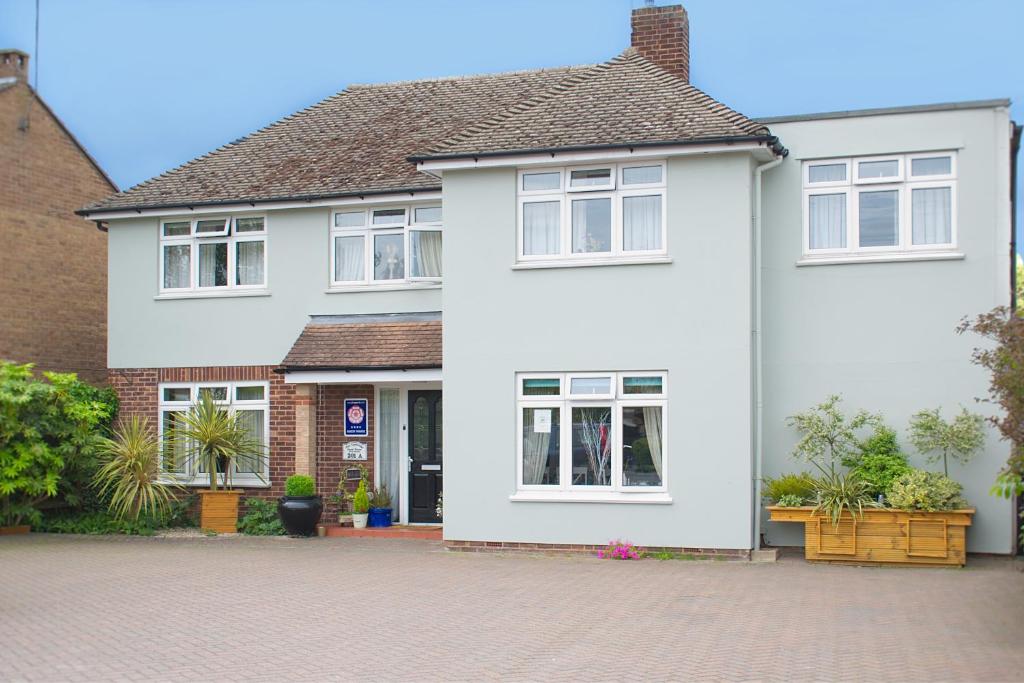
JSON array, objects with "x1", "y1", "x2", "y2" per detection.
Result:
[
  {"x1": 237, "y1": 498, "x2": 285, "y2": 535},
  {"x1": 285, "y1": 474, "x2": 315, "y2": 497},
  {"x1": 762, "y1": 472, "x2": 815, "y2": 503},
  {"x1": 36, "y1": 496, "x2": 196, "y2": 536},
  {"x1": 370, "y1": 484, "x2": 392, "y2": 509},
  {"x1": 812, "y1": 471, "x2": 875, "y2": 526},
  {"x1": 352, "y1": 480, "x2": 369, "y2": 514},
  {"x1": 886, "y1": 469, "x2": 967, "y2": 511},
  {"x1": 776, "y1": 494, "x2": 804, "y2": 507},
  {"x1": 849, "y1": 426, "x2": 911, "y2": 498},
  {"x1": 0, "y1": 363, "x2": 118, "y2": 526}
]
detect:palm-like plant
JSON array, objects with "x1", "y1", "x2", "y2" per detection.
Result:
[
  {"x1": 93, "y1": 416, "x2": 181, "y2": 521},
  {"x1": 173, "y1": 392, "x2": 266, "y2": 490}
]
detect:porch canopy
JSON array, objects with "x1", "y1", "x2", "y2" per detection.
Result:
[{"x1": 278, "y1": 312, "x2": 441, "y2": 383}]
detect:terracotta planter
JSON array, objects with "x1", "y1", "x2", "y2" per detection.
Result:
[
  {"x1": 0, "y1": 525, "x2": 31, "y2": 535},
  {"x1": 768, "y1": 505, "x2": 975, "y2": 567},
  {"x1": 198, "y1": 490, "x2": 243, "y2": 533}
]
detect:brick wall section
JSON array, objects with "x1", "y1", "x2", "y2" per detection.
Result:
[
  {"x1": 630, "y1": 4, "x2": 690, "y2": 83},
  {"x1": 317, "y1": 384, "x2": 375, "y2": 519},
  {"x1": 0, "y1": 68, "x2": 116, "y2": 384}
]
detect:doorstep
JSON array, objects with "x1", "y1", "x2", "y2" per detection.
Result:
[{"x1": 319, "y1": 524, "x2": 442, "y2": 540}]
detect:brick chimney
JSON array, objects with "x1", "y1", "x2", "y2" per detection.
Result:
[
  {"x1": 630, "y1": 4, "x2": 689, "y2": 82},
  {"x1": 0, "y1": 49, "x2": 30, "y2": 83}
]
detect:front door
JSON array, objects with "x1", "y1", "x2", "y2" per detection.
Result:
[{"x1": 408, "y1": 390, "x2": 442, "y2": 523}]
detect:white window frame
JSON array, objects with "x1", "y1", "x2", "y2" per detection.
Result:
[
  {"x1": 157, "y1": 380, "x2": 271, "y2": 487},
  {"x1": 329, "y1": 203, "x2": 442, "y2": 288},
  {"x1": 158, "y1": 214, "x2": 267, "y2": 294},
  {"x1": 801, "y1": 151, "x2": 958, "y2": 261},
  {"x1": 516, "y1": 161, "x2": 667, "y2": 265},
  {"x1": 514, "y1": 371, "x2": 669, "y2": 499}
]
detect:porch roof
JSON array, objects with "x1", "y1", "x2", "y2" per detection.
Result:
[{"x1": 279, "y1": 313, "x2": 441, "y2": 373}]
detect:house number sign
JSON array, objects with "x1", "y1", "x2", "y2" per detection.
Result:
[
  {"x1": 343, "y1": 442, "x2": 368, "y2": 461},
  {"x1": 344, "y1": 398, "x2": 368, "y2": 436}
]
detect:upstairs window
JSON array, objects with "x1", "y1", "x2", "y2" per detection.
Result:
[
  {"x1": 517, "y1": 162, "x2": 667, "y2": 264},
  {"x1": 159, "y1": 215, "x2": 266, "y2": 293},
  {"x1": 802, "y1": 152, "x2": 957, "y2": 259},
  {"x1": 330, "y1": 204, "x2": 442, "y2": 287}
]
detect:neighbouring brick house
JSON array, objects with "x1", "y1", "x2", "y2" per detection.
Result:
[
  {"x1": 81, "y1": 5, "x2": 1018, "y2": 554},
  {"x1": 0, "y1": 49, "x2": 116, "y2": 384}
]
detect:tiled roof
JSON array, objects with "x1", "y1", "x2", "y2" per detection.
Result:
[
  {"x1": 281, "y1": 316, "x2": 441, "y2": 370},
  {"x1": 81, "y1": 66, "x2": 590, "y2": 213},
  {"x1": 412, "y1": 49, "x2": 770, "y2": 159}
]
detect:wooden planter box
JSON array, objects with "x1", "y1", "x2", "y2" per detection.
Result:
[
  {"x1": 198, "y1": 490, "x2": 243, "y2": 533},
  {"x1": 0, "y1": 525, "x2": 31, "y2": 535},
  {"x1": 767, "y1": 506, "x2": 975, "y2": 567}
]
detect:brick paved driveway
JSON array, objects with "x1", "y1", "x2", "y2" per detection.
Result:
[{"x1": 2, "y1": 535, "x2": 1023, "y2": 682}]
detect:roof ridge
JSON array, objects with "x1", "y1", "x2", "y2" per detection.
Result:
[{"x1": 348, "y1": 63, "x2": 595, "y2": 89}]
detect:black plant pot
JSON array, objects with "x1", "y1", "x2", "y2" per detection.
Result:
[{"x1": 277, "y1": 496, "x2": 323, "y2": 537}]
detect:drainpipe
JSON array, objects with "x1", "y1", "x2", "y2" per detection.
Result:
[{"x1": 752, "y1": 154, "x2": 784, "y2": 551}]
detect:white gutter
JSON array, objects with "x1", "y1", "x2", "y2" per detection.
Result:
[{"x1": 752, "y1": 154, "x2": 784, "y2": 551}]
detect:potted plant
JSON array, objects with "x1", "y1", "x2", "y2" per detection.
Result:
[
  {"x1": 174, "y1": 392, "x2": 267, "y2": 533},
  {"x1": 351, "y1": 479, "x2": 369, "y2": 529},
  {"x1": 368, "y1": 485, "x2": 392, "y2": 527},
  {"x1": 277, "y1": 474, "x2": 322, "y2": 537}
]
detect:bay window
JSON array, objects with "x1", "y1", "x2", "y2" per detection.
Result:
[
  {"x1": 517, "y1": 161, "x2": 667, "y2": 264},
  {"x1": 159, "y1": 215, "x2": 267, "y2": 293},
  {"x1": 516, "y1": 371, "x2": 668, "y2": 499},
  {"x1": 802, "y1": 152, "x2": 957, "y2": 260},
  {"x1": 330, "y1": 204, "x2": 442, "y2": 287}
]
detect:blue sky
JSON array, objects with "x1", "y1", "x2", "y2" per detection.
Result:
[{"x1": 1, "y1": 0, "x2": 1021, "y2": 226}]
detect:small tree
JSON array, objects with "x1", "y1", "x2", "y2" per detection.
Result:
[
  {"x1": 787, "y1": 395, "x2": 880, "y2": 477},
  {"x1": 93, "y1": 416, "x2": 181, "y2": 521},
  {"x1": 908, "y1": 408, "x2": 985, "y2": 476},
  {"x1": 173, "y1": 392, "x2": 266, "y2": 490}
]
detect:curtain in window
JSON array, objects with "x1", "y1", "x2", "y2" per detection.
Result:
[
  {"x1": 234, "y1": 409, "x2": 265, "y2": 474},
  {"x1": 198, "y1": 243, "x2": 227, "y2": 286},
  {"x1": 334, "y1": 235, "x2": 365, "y2": 281},
  {"x1": 163, "y1": 245, "x2": 190, "y2": 288},
  {"x1": 411, "y1": 231, "x2": 442, "y2": 277},
  {"x1": 571, "y1": 198, "x2": 611, "y2": 253},
  {"x1": 236, "y1": 241, "x2": 265, "y2": 286},
  {"x1": 522, "y1": 408, "x2": 552, "y2": 485},
  {"x1": 623, "y1": 195, "x2": 662, "y2": 251},
  {"x1": 912, "y1": 187, "x2": 951, "y2": 245},
  {"x1": 378, "y1": 389, "x2": 401, "y2": 522},
  {"x1": 808, "y1": 193, "x2": 846, "y2": 249},
  {"x1": 523, "y1": 201, "x2": 559, "y2": 255},
  {"x1": 161, "y1": 411, "x2": 185, "y2": 473},
  {"x1": 642, "y1": 406, "x2": 663, "y2": 481}
]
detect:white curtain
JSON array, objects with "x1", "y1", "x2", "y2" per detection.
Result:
[
  {"x1": 522, "y1": 408, "x2": 553, "y2": 485},
  {"x1": 571, "y1": 198, "x2": 611, "y2": 253},
  {"x1": 523, "y1": 201, "x2": 559, "y2": 255},
  {"x1": 379, "y1": 389, "x2": 401, "y2": 522},
  {"x1": 808, "y1": 193, "x2": 846, "y2": 249},
  {"x1": 234, "y1": 409, "x2": 264, "y2": 474},
  {"x1": 412, "y1": 231, "x2": 442, "y2": 277},
  {"x1": 623, "y1": 195, "x2": 662, "y2": 251},
  {"x1": 236, "y1": 240, "x2": 265, "y2": 286},
  {"x1": 912, "y1": 187, "x2": 951, "y2": 245},
  {"x1": 334, "y1": 235, "x2": 365, "y2": 281},
  {"x1": 163, "y1": 245, "x2": 190, "y2": 288},
  {"x1": 642, "y1": 406, "x2": 663, "y2": 482},
  {"x1": 198, "y1": 243, "x2": 225, "y2": 287}
]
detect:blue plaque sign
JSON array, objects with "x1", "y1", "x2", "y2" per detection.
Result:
[{"x1": 344, "y1": 398, "x2": 368, "y2": 437}]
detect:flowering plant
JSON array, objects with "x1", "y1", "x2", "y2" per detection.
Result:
[{"x1": 597, "y1": 540, "x2": 641, "y2": 560}]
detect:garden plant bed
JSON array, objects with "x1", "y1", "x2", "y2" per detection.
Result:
[{"x1": 768, "y1": 506, "x2": 975, "y2": 567}]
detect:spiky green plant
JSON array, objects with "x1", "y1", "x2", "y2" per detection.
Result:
[
  {"x1": 812, "y1": 471, "x2": 875, "y2": 527},
  {"x1": 92, "y1": 416, "x2": 181, "y2": 521},
  {"x1": 173, "y1": 392, "x2": 266, "y2": 490}
]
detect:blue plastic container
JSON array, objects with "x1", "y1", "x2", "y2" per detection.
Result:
[{"x1": 367, "y1": 507, "x2": 392, "y2": 527}]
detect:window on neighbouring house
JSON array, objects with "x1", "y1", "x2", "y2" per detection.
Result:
[
  {"x1": 802, "y1": 152, "x2": 956, "y2": 258},
  {"x1": 330, "y1": 204, "x2": 442, "y2": 287},
  {"x1": 516, "y1": 372, "x2": 667, "y2": 493},
  {"x1": 159, "y1": 215, "x2": 267, "y2": 293},
  {"x1": 517, "y1": 161, "x2": 667, "y2": 263}
]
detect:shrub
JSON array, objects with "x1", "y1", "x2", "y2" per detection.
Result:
[
  {"x1": 849, "y1": 426, "x2": 911, "y2": 499},
  {"x1": 285, "y1": 475, "x2": 315, "y2": 497},
  {"x1": 787, "y1": 395, "x2": 880, "y2": 477},
  {"x1": 886, "y1": 469, "x2": 967, "y2": 512},
  {"x1": 351, "y1": 479, "x2": 369, "y2": 514},
  {"x1": 35, "y1": 496, "x2": 196, "y2": 536},
  {"x1": 370, "y1": 484, "x2": 391, "y2": 509},
  {"x1": 762, "y1": 472, "x2": 815, "y2": 504},
  {"x1": 173, "y1": 392, "x2": 266, "y2": 490},
  {"x1": 0, "y1": 363, "x2": 117, "y2": 527},
  {"x1": 812, "y1": 471, "x2": 875, "y2": 526},
  {"x1": 93, "y1": 416, "x2": 181, "y2": 520},
  {"x1": 908, "y1": 407, "x2": 985, "y2": 476},
  {"x1": 776, "y1": 494, "x2": 804, "y2": 507},
  {"x1": 597, "y1": 540, "x2": 641, "y2": 560},
  {"x1": 237, "y1": 498, "x2": 285, "y2": 535}
]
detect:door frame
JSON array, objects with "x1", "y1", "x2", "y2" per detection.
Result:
[{"x1": 374, "y1": 381, "x2": 441, "y2": 526}]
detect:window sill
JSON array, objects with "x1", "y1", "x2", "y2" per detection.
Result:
[
  {"x1": 154, "y1": 289, "x2": 271, "y2": 301},
  {"x1": 509, "y1": 491, "x2": 672, "y2": 504},
  {"x1": 796, "y1": 251, "x2": 964, "y2": 267},
  {"x1": 160, "y1": 477, "x2": 271, "y2": 489},
  {"x1": 325, "y1": 282, "x2": 441, "y2": 293},
  {"x1": 511, "y1": 255, "x2": 672, "y2": 270}
]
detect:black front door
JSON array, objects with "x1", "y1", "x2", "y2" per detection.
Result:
[{"x1": 409, "y1": 390, "x2": 442, "y2": 523}]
